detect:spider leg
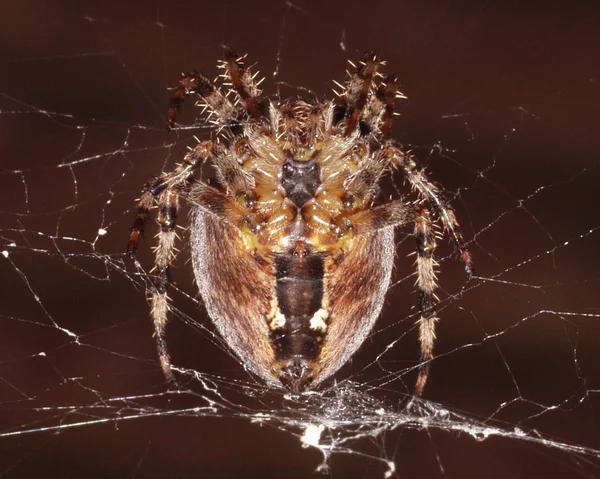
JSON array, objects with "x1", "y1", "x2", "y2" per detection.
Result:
[
  {"x1": 220, "y1": 51, "x2": 265, "y2": 119},
  {"x1": 338, "y1": 51, "x2": 382, "y2": 136},
  {"x1": 151, "y1": 186, "x2": 179, "y2": 380},
  {"x1": 379, "y1": 146, "x2": 472, "y2": 395},
  {"x1": 167, "y1": 70, "x2": 201, "y2": 131},
  {"x1": 363, "y1": 74, "x2": 405, "y2": 141},
  {"x1": 127, "y1": 142, "x2": 213, "y2": 380},
  {"x1": 127, "y1": 142, "x2": 212, "y2": 257},
  {"x1": 126, "y1": 187, "x2": 154, "y2": 257},
  {"x1": 343, "y1": 147, "x2": 391, "y2": 201},
  {"x1": 413, "y1": 207, "x2": 440, "y2": 396},
  {"x1": 387, "y1": 146, "x2": 474, "y2": 277},
  {"x1": 345, "y1": 199, "x2": 417, "y2": 236},
  {"x1": 167, "y1": 70, "x2": 236, "y2": 131}
]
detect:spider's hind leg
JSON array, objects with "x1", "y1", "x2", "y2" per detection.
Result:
[
  {"x1": 381, "y1": 147, "x2": 473, "y2": 395},
  {"x1": 127, "y1": 142, "x2": 213, "y2": 381},
  {"x1": 362, "y1": 74, "x2": 404, "y2": 141},
  {"x1": 127, "y1": 185, "x2": 155, "y2": 258},
  {"x1": 413, "y1": 207, "x2": 440, "y2": 396},
  {"x1": 388, "y1": 147, "x2": 474, "y2": 277},
  {"x1": 150, "y1": 186, "x2": 179, "y2": 381}
]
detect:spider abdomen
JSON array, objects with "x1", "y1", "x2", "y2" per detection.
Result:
[{"x1": 191, "y1": 204, "x2": 395, "y2": 392}]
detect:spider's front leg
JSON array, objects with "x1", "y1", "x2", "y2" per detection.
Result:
[
  {"x1": 127, "y1": 142, "x2": 212, "y2": 381},
  {"x1": 167, "y1": 70, "x2": 202, "y2": 131}
]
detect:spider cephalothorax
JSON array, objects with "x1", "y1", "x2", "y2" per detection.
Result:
[{"x1": 127, "y1": 51, "x2": 472, "y2": 395}]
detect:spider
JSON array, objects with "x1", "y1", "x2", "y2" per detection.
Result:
[{"x1": 127, "y1": 51, "x2": 473, "y2": 395}]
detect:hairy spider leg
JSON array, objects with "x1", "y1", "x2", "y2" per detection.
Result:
[
  {"x1": 220, "y1": 51, "x2": 265, "y2": 119},
  {"x1": 341, "y1": 51, "x2": 382, "y2": 136},
  {"x1": 388, "y1": 147, "x2": 474, "y2": 277},
  {"x1": 127, "y1": 143, "x2": 213, "y2": 380},
  {"x1": 336, "y1": 52, "x2": 405, "y2": 142},
  {"x1": 167, "y1": 70, "x2": 236, "y2": 131},
  {"x1": 385, "y1": 147, "x2": 473, "y2": 394},
  {"x1": 413, "y1": 207, "x2": 439, "y2": 396},
  {"x1": 365, "y1": 74, "x2": 400, "y2": 140}
]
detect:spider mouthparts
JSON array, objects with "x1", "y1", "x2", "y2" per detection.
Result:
[{"x1": 278, "y1": 358, "x2": 315, "y2": 394}]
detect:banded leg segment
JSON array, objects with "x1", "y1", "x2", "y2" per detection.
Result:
[
  {"x1": 383, "y1": 146, "x2": 473, "y2": 395},
  {"x1": 346, "y1": 199, "x2": 417, "y2": 236},
  {"x1": 127, "y1": 141, "x2": 213, "y2": 380},
  {"x1": 127, "y1": 187, "x2": 155, "y2": 257},
  {"x1": 413, "y1": 208, "x2": 439, "y2": 396},
  {"x1": 334, "y1": 52, "x2": 406, "y2": 139},
  {"x1": 343, "y1": 52, "x2": 382, "y2": 136},
  {"x1": 221, "y1": 51, "x2": 264, "y2": 119},
  {"x1": 151, "y1": 187, "x2": 179, "y2": 380},
  {"x1": 387, "y1": 146, "x2": 474, "y2": 277},
  {"x1": 364, "y1": 74, "x2": 404, "y2": 140},
  {"x1": 127, "y1": 142, "x2": 212, "y2": 256},
  {"x1": 167, "y1": 70, "x2": 237, "y2": 131}
]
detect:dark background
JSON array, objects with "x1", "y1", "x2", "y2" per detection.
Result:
[{"x1": 1, "y1": 0, "x2": 599, "y2": 477}]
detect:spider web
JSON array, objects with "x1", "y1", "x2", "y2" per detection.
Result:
[{"x1": 1, "y1": 1, "x2": 599, "y2": 477}]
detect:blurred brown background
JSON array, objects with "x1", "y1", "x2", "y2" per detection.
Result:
[{"x1": 0, "y1": 0, "x2": 599, "y2": 477}]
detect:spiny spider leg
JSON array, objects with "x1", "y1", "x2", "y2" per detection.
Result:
[
  {"x1": 167, "y1": 70, "x2": 202, "y2": 131},
  {"x1": 343, "y1": 51, "x2": 381, "y2": 136},
  {"x1": 370, "y1": 74, "x2": 400, "y2": 140},
  {"x1": 151, "y1": 186, "x2": 178, "y2": 379},
  {"x1": 221, "y1": 51, "x2": 264, "y2": 119},
  {"x1": 413, "y1": 207, "x2": 439, "y2": 396},
  {"x1": 127, "y1": 144, "x2": 212, "y2": 256},
  {"x1": 337, "y1": 52, "x2": 405, "y2": 141},
  {"x1": 384, "y1": 147, "x2": 472, "y2": 395},
  {"x1": 127, "y1": 187, "x2": 154, "y2": 258},
  {"x1": 167, "y1": 70, "x2": 237, "y2": 131},
  {"x1": 127, "y1": 142, "x2": 213, "y2": 380},
  {"x1": 345, "y1": 200, "x2": 418, "y2": 235},
  {"x1": 388, "y1": 146, "x2": 474, "y2": 277}
]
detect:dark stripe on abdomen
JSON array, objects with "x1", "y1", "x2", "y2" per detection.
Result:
[{"x1": 271, "y1": 253, "x2": 325, "y2": 359}]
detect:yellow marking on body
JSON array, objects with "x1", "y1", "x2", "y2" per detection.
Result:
[
  {"x1": 267, "y1": 297, "x2": 287, "y2": 330},
  {"x1": 270, "y1": 310, "x2": 287, "y2": 330},
  {"x1": 310, "y1": 308, "x2": 329, "y2": 332}
]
